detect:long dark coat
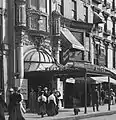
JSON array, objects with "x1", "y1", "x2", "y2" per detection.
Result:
[
  {"x1": 8, "y1": 92, "x2": 25, "y2": 120},
  {"x1": 91, "y1": 90, "x2": 99, "y2": 104},
  {"x1": 0, "y1": 95, "x2": 7, "y2": 120}
]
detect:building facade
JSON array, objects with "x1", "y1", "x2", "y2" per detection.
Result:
[{"x1": 0, "y1": 0, "x2": 116, "y2": 107}]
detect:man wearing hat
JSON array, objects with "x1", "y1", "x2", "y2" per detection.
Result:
[
  {"x1": 0, "y1": 88, "x2": 7, "y2": 120},
  {"x1": 91, "y1": 87, "x2": 99, "y2": 112}
]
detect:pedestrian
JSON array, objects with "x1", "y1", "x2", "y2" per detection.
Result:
[
  {"x1": 8, "y1": 87, "x2": 25, "y2": 120},
  {"x1": 44, "y1": 87, "x2": 50, "y2": 98},
  {"x1": 36, "y1": 86, "x2": 42, "y2": 113},
  {"x1": 100, "y1": 88, "x2": 106, "y2": 105},
  {"x1": 0, "y1": 88, "x2": 7, "y2": 120},
  {"x1": 47, "y1": 90, "x2": 57, "y2": 116},
  {"x1": 91, "y1": 87, "x2": 99, "y2": 112},
  {"x1": 29, "y1": 88, "x2": 36, "y2": 113},
  {"x1": 17, "y1": 87, "x2": 26, "y2": 114},
  {"x1": 110, "y1": 89, "x2": 115, "y2": 105},
  {"x1": 54, "y1": 89, "x2": 61, "y2": 115},
  {"x1": 38, "y1": 91, "x2": 47, "y2": 118},
  {"x1": 8, "y1": 88, "x2": 14, "y2": 115}
]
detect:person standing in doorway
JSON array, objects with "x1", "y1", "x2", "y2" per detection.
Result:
[
  {"x1": 29, "y1": 88, "x2": 36, "y2": 113},
  {"x1": 91, "y1": 87, "x2": 99, "y2": 112}
]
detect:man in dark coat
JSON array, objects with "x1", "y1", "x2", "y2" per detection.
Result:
[
  {"x1": 91, "y1": 87, "x2": 99, "y2": 112},
  {"x1": 0, "y1": 89, "x2": 7, "y2": 120}
]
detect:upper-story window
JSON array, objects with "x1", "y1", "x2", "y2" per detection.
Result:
[
  {"x1": 112, "y1": 0, "x2": 115, "y2": 11},
  {"x1": 84, "y1": 6, "x2": 88, "y2": 23},
  {"x1": 28, "y1": 0, "x2": 47, "y2": 13},
  {"x1": 104, "y1": 17, "x2": 107, "y2": 32},
  {"x1": 112, "y1": 20, "x2": 115, "y2": 35},
  {"x1": 71, "y1": 0, "x2": 77, "y2": 20},
  {"x1": 104, "y1": 0, "x2": 107, "y2": 6},
  {"x1": 39, "y1": 0, "x2": 47, "y2": 13},
  {"x1": 58, "y1": 0, "x2": 64, "y2": 15}
]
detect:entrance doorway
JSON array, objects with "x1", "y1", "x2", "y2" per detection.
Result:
[{"x1": 64, "y1": 83, "x2": 74, "y2": 108}]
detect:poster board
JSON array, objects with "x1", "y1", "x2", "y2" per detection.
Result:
[{"x1": 15, "y1": 79, "x2": 28, "y2": 100}]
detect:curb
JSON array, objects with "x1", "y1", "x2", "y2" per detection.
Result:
[{"x1": 56, "y1": 110, "x2": 116, "y2": 120}]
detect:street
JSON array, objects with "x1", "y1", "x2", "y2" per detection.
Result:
[{"x1": 82, "y1": 114, "x2": 116, "y2": 120}]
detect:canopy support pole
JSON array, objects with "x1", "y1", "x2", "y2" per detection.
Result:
[
  {"x1": 84, "y1": 72, "x2": 87, "y2": 114},
  {"x1": 108, "y1": 76, "x2": 110, "y2": 111}
]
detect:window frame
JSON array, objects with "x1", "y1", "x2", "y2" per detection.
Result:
[
  {"x1": 71, "y1": 0, "x2": 77, "y2": 20},
  {"x1": 84, "y1": 5, "x2": 88, "y2": 23}
]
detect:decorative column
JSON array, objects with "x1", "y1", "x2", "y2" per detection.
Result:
[
  {"x1": 52, "y1": 10, "x2": 63, "y2": 108},
  {"x1": 15, "y1": 0, "x2": 26, "y2": 87}
]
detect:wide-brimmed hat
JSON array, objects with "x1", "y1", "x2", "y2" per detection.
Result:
[
  {"x1": 9, "y1": 88, "x2": 14, "y2": 92},
  {"x1": 44, "y1": 87, "x2": 48, "y2": 90}
]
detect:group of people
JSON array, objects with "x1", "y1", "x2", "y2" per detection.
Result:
[
  {"x1": 0, "y1": 87, "x2": 26, "y2": 120},
  {"x1": 91, "y1": 87, "x2": 116, "y2": 112},
  {"x1": 29, "y1": 86, "x2": 61, "y2": 118}
]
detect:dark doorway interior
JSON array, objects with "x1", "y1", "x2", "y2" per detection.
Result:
[{"x1": 64, "y1": 83, "x2": 74, "y2": 108}]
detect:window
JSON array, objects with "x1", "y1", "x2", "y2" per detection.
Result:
[
  {"x1": 104, "y1": 45, "x2": 108, "y2": 67},
  {"x1": 58, "y1": 0, "x2": 64, "y2": 15},
  {"x1": 113, "y1": 47, "x2": 116, "y2": 68},
  {"x1": 112, "y1": 21, "x2": 115, "y2": 35},
  {"x1": 29, "y1": 14, "x2": 39, "y2": 30},
  {"x1": 39, "y1": 16, "x2": 47, "y2": 32},
  {"x1": 84, "y1": 6, "x2": 88, "y2": 23},
  {"x1": 112, "y1": 0, "x2": 115, "y2": 11},
  {"x1": 28, "y1": 0, "x2": 47, "y2": 13},
  {"x1": 39, "y1": 0, "x2": 47, "y2": 13},
  {"x1": 104, "y1": 17, "x2": 107, "y2": 32},
  {"x1": 71, "y1": 0, "x2": 77, "y2": 20},
  {"x1": 29, "y1": 0, "x2": 37, "y2": 9},
  {"x1": 94, "y1": 44, "x2": 99, "y2": 65},
  {"x1": 104, "y1": 0, "x2": 107, "y2": 6}
]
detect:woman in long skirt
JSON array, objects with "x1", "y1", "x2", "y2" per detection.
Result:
[
  {"x1": 38, "y1": 91, "x2": 47, "y2": 117},
  {"x1": 47, "y1": 91, "x2": 57, "y2": 116},
  {"x1": 0, "y1": 89, "x2": 7, "y2": 120},
  {"x1": 8, "y1": 87, "x2": 25, "y2": 120}
]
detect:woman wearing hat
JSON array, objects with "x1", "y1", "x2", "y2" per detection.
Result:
[
  {"x1": 0, "y1": 89, "x2": 7, "y2": 120},
  {"x1": 37, "y1": 91, "x2": 47, "y2": 117},
  {"x1": 8, "y1": 87, "x2": 25, "y2": 120}
]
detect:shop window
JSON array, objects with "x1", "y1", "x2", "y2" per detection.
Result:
[
  {"x1": 71, "y1": 0, "x2": 77, "y2": 20},
  {"x1": 58, "y1": 0, "x2": 64, "y2": 15},
  {"x1": 84, "y1": 6, "x2": 88, "y2": 23}
]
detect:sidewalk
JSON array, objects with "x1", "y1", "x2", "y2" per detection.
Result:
[{"x1": 5, "y1": 104, "x2": 116, "y2": 120}]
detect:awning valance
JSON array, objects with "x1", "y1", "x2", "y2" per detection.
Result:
[
  {"x1": 61, "y1": 27, "x2": 85, "y2": 51},
  {"x1": 91, "y1": 76, "x2": 116, "y2": 84},
  {"x1": 93, "y1": 12, "x2": 105, "y2": 24}
]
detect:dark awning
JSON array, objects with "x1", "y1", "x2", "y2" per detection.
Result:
[
  {"x1": 93, "y1": 12, "x2": 105, "y2": 24},
  {"x1": 61, "y1": 27, "x2": 85, "y2": 51}
]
